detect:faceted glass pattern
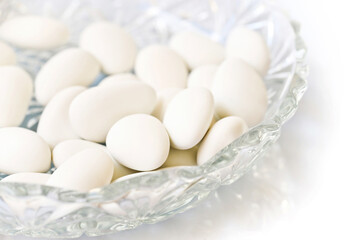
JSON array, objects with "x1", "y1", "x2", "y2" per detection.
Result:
[{"x1": 0, "y1": 0, "x2": 308, "y2": 237}]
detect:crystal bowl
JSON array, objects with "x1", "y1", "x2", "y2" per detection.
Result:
[{"x1": 0, "y1": 0, "x2": 308, "y2": 237}]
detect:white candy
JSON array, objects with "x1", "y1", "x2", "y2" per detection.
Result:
[
  {"x1": 187, "y1": 64, "x2": 218, "y2": 90},
  {"x1": 1, "y1": 172, "x2": 50, "y2": 184},
  {"x1": 99, "y1": 73, "x2": 138, "y2": 86},
  {"x1": 0, "y1": 15, "x2": 69, "y2": 50},
  {"x1": 162, "y1": 148, "x2": 197, "y2": 168},
  {"x1": 35, "y1": 48, "x2": 100, "y2": 105},
  {"x1": 170, "y1": 31, "x2": 225, "y2": 69},
  {"x1": 0, "y1": 24, "x2": 272, "y2": 190},
  {"x1": 52, "y1": 139, "x2": 102, "y2": 167},
  {"x1": 79, "y1": 21, "x2": 137, "y2": 74},
  {"x1": 107, "y1": 114, "x2": 170, "y2": 171},
  {"x1": 53, "y1": 139, "x2": 134, "y2": 181},
  {"x1": 0, "y1": 127, "x2": 51, "y2": 174},
  {"x1": 47, "y1": 148, "x2": 114, "y2": 192},
  {"x1": 152, "y1": 88, "x2": 181, "y2": 120},
  {"x1": 37, "y1": 86, "x2": 85, "y2": 148},
  {"x1": 69, "y1": 82, "x2": 156, "y2": 142},
  {"x1": 0, "y1": 66, "x2": 33, "y2": 127},
  {"x1": 197, "y1": 116, "x2": 248, "y2": 165},
  {"x1": 163, "y1": 88, "x2": 214, "y2": 150},
  {"x1": 212, "y1": 59, "x2": 268, "y2": 127},
  {"x1": 226, "y1": 27, "x2": 270, "y2": 76},
  {"x1": 135, "y1": 45, "x2": 188, "y2": 90},
  {"x1": 0, "y1": 41, "x2": 16, "y2": 65}
]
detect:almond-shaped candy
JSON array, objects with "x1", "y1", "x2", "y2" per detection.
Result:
[
  {"x1": 79, "y1": 21, "x2": 137, "y2": 74},
  {"x1": 107, "y1": 114, "x2": 170, "y2": 171},
  {"x1": 47, "y1": 148, "x2": 114, "y2": 192},
  {"x1": 226, "y1": 27, "x2": 270, "y2": 76},
  {"x1": 170, "y1": 31, "x2": 225, "y2": 69},
  {"x1": 53, "y1": 139, "x2": 135, "y2": 181},
  {"x1": 152, "y1": 88, "x2": 181, "y2": 121},
  {"x1": 69, "y1": 82, "x2": 156, "y2": 142},
  {"x1": 1, "y1": 173, "x2": 51, "y2": 184},
  {"x1": 197, "y1": 116, "x2": 248, "y2": 165},
  {"x1": 0, "y1": 41, "x2": 16, "y2": 65},
  {"x1": 0, "y1": 66, "x2": 33, "y2": 127},
  {"x1": 35, "y1": 48, "x2": 100, "y2": 105},
  {"x1": 37, "y1": 86, "x2": 85, "y2": 148},
  {"x1": 135, "y1": 45, "x2": 188, "y2": 90},
  {"x1": 162, "y1": 148, "x2": 197, "y2": 168},
  {"x1": 99, "y1": 73, "x2": 138, "y2": 86},
  {"x1": 163, "y1": 88, "x2": 214, "y2": 150},
  {"x1": 212, "y1": 59, "x2": 268, "y2": 127},
  {"x1": 0, "y1": 127, "x2": 51, "y2": 174},
  {"x1": 0, "y1": 15, "x2": 69, "y2": 50},
  {"x1": 187, "y1": 64, "x2": 218, "y2": 90}
]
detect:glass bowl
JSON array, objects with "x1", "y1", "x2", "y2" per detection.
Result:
[{"x1": 0, "y1": 0, "x2": 308, "y2": 237}]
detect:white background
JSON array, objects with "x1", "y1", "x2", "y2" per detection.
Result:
[{"x1": 4, "y1": 0, "x2": 360, "y2": 239}]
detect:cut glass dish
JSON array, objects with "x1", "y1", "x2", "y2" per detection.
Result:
[{"x1": 0, "y1": 0, "x2": 308, "y2": 237}]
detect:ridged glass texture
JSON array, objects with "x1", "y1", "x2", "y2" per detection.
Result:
[{"x1": 0, "y1": 0, "x2": 308, "y2": 237}]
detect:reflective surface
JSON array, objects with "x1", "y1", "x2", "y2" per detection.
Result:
[{"x1": 0, "y1": 0, "x2": 307, "y2": 237}]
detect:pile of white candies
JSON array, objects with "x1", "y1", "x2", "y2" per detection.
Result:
[{"x1": 0, "y1": 15, "x2": 270, "y2": 192}]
